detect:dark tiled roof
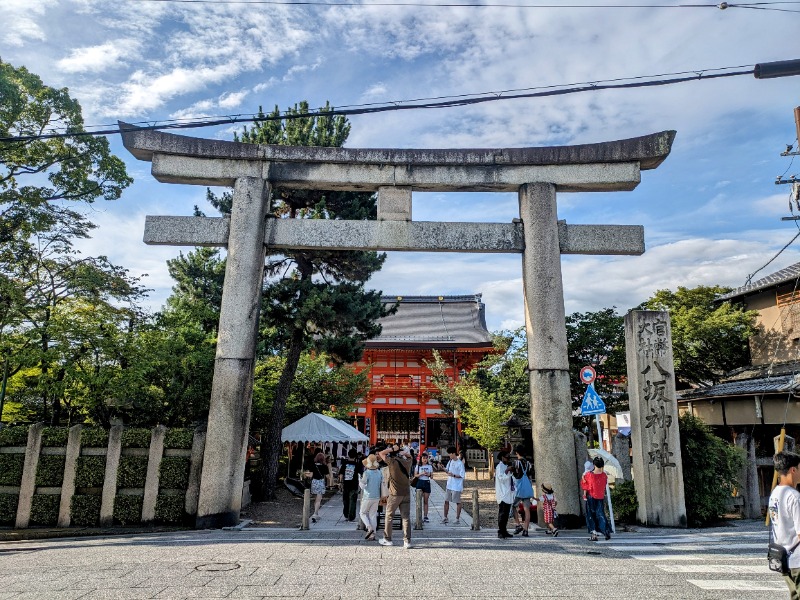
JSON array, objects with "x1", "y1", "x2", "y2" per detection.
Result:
[
  {"x1": 369, "y1": 295, "x2": 492, "y2": 347},
  {"x1": 679, "y1": 374, "x2": 800, "y2": 399},
  {"x1": 717, "y1": 262, "x2": 800, "y2": 302}
]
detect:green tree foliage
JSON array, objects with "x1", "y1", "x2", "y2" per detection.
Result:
[
  {"x1": 643, "y1": 286, "x2": 757, "y2": 387},
  {"x1": 207, "y1": 101, "x2": 391, "y2": 498},
  {"x1": 474, "y1": 328, "x2": 530, "y2": 420},
  {"x1": 423, "y1": 349, "x2": 465, "y2": 416},
  {"x1": 252, "y1": 352, "x2": 369, "y2": 429},
  {"x1": 461, "y1": 384, "x2": 511, "y2": 452},
  {"x1": 679, "y1": 413, "x2": 744, "y2": 526}
]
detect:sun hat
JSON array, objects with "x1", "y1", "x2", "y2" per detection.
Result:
[
  {"x1": 363, "y1": 454, "x2": 379, "y2": 469},
  {"x1": 541, "y1": 483, "x2": 554, "y2": 494}
]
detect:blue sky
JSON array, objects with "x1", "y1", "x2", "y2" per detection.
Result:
[{"x1": 3, "y1": 0, "x2": 799, "y2": 331}]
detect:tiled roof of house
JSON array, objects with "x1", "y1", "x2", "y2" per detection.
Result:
[
  {"x1": 678, "y1": 361, "x2": 800, "y2": 400},
  {"x1": 717, "y1": 262, "x2": 800, "y2": 302},
  {"x1": 368, "y1": 295, "x2": 493, "y2": 347}
]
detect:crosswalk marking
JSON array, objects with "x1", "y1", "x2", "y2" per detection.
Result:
[
  {"x1": 656, "y1": 564, "x2": 771, "y2": 574},
  {"x1": 631, "y1": 553, "x2": 762, "y2": 561},
  {"x1": 687, "y1": 579, "x2": 786, "y2": 591},
  {"x1": 609, "y1": 542, "x2": 765, "y2": 552}
]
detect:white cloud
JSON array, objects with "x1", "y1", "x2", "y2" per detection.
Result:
[
  {"x1": 57, "y1": 42, "x2": 130, "y2": 73},
  {"x1": 1, "y1": 0, "x2": 54, "y2": 47},
  {"x1": 218, "y1": 90, "x2": 249, "y2": 109}
]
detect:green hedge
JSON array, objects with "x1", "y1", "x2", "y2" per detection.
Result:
[
  {"x1": 117, "y1": 456, "x2": 148, "y2": 488},
  {"x1": 610, "y1": 480, "x2": 638, "y2": 524},
  {"x1": 122, "y1": 428, "x2": 151, "y2": 449},
  {"x1": 81, "y1": 428, "x2": 108, "y2": 448},
  {"x1": 75, "y1": 456, "x2": 106, "y2": 488},
  {"x1": 113, "y1": 495, "x2": 142, "y2": 526},
  {"x1": 35, "y1": 455, "x2": 66, "y2": 487},
  {"x1": 155, "y1": 493, "x2": 185, "y2": 523},
  {"x1": 70, "y1": 494, "x2": 101, "y2": 527},
  {"x1": 30, "y1": 494, "x2": 60, "y2": 526},
  {"x1": 164, "y1": 428, "x2": 193, "y2": 450},
  {"x1": 0, "y1": 454, "x2": 24, "y2": 486},
  {"x1": 0, "y1": 425, "x2": 29, "y2": 447},
  {"x1": 41, "y1": 427, "x2": 69, "y2": 447},
  {"x1": 0, "y1": 494, "x2": 19, "y2": 524},
  {"x1": 159, "y1": 457, "x2": 190, "y2": 489}
]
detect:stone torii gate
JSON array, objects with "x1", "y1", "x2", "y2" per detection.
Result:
[{"x1": 119, "y1": 122, "x2": 674, "y2": 528}]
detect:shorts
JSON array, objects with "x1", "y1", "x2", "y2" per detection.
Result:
[
  {"x1": 515, "y1": 497, "x2": 532, "y2": 508},
  {"x1": 415, "y1": 480, "x2": 432, "y2": 494},
  {"x1": 445, "y1": 489, "x2": 462, "y2": 504},
  {"x1": 311, "y1": 478, "x2": 326, "y2": 495}
]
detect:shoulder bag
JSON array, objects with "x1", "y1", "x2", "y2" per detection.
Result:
[{"x1": 768, "y1": 520, "x2": 800, "y2": 575}]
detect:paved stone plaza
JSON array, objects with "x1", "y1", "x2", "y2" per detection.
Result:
[{"x1": 0, "y1": 515, "x2": 782, "y2": 600}]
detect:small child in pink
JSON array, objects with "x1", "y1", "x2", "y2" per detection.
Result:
[{"x1": 540, "y1": 483, "x2": 558, "y2": 537}]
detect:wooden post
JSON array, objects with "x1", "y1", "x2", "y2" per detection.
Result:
[
  {"x1": 473, "y1": 466, "x2": 478, "y2": 481},
  {"x1": 302, "y1": 488, "x2": 311, "y2": 530},
  {"x1": 471, "y1": 489, "x2": 480, "y2": 531},
  {"x1": 767, "y1": 428, "x2": 787, "y2": 526},
  {"x1": 414, "y1": 488, "x2": 424, "y2": 530}
]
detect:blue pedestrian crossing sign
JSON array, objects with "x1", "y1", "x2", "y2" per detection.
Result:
[{"x1": 580, "y1": 384, "x2": 606, "y2": 416}]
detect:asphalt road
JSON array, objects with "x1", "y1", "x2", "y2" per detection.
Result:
[{"x1": 0, "y1": 520, "x2": 786, "y2": 599}]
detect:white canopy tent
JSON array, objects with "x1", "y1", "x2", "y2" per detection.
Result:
[{"x1": 281, "y1": 412, "x2": 368, "y2": 443}]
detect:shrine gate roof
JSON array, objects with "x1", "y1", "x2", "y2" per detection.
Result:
[{"x1": 367, "y1": 295, "x2": 493, "y2": 349}]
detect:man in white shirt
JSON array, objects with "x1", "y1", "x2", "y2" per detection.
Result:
[
  {"x1": 441, "y1": 446, "x2": 465, "y2": 524},
  {"x1": 494, "y1": 450, "x2": 515, "y2": 539},
  {"x1": 769, "y1": 451, "x2": 800, "y2": 598}
]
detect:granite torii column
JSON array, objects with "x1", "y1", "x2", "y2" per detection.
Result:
[{"x1": 119, "y1": 122, "x2": 675, "y2": 527}]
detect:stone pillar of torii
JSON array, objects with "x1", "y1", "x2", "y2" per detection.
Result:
[{"x1": 119, "y1": 122, "x2": 678, "y2": 529}]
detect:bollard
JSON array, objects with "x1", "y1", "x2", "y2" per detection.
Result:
[
  {"x1": 471, "y1": 489, "x2": 480, "y2": 531},
  {"x1": 414, "y1": 488, "x2": 424, "y2": 530},
  {"x1": 473, "y1": 466, "x2": 478, "y2": 480},
  {"x1": 302, "y1": 488, "x2": 311, "y2": 530}
]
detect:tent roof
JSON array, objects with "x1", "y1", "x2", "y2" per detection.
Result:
[{"x1": 281, "y1": 412, "x2": 369, "y2": 443}]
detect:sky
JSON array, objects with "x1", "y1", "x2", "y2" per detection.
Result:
[{"x1": 3, "y1": 0, "x2": 800, "y2": 332}]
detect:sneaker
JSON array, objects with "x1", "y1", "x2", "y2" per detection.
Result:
[
  {"x1": 604, "y1": 532, "x2": 611, "y2": 541},
  {"x1": 454, "y1": 518, "x2": 460, "y2": 525},
  {"x1": 589, "y1": 534, "x2": 598, "y2": 541},
  {"x1": 521, "y1": 530, "x2": 529, "y2": 537},
  {"x1": 552, "y1": 529, "x2": 559, "y2": 538},
  {"x1": 498, "y1": 531, "x2": 513, "y2": 539},
  {"x1": 403, "y1": 541, "x2": 412, "y2": 549},
  {"x1": 378, "y1": 538, "x2": 393, "y2": 546},
  {"x1": 545, "y1": 530, "x2": 552, "y2": 535},
  {"x1": 513, "y1": 525, "x2": 523, "y2": 535},
  {"x1": 423, "y1": 517, "x2": 430, "y2": 523},
  {"x1": 441, "y1": 518, "x2": 449, "y2": 524}
]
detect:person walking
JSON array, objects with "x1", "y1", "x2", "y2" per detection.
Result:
[
  {"x1": 510, "y1": 445, "x2": 533, "y2": 537},
  {"x1": 359, "y1": 454, "x2": 383, "y2": 541},
  {"x1": 310, "y1": 452, "x2": 328, "y2": 523},
  {"x1": 581, "y1": 455, "x2": 611, "y2": 541},
  {"x1": 495, "y1": 450, "x2": 515, "y2": 539},
  {"x1": 581, "y1": 460, "x2": 595, "y2": 534},
  {"x1": 539, "y1": 483, "x2": 559, "y2": 536},
  {"x1": 377, "y1": 444, "x2": 414, "y2": 549},
  {"x1": 339, "y1": 448, "x2": 363, "y2": 522},
  {"x1": 441, "y1": 446, "x2": 465, "y2": 524},
  {"x1": 769, "y1": 451, "x2": 800, "y2": 598},
  {"x1": 413, "y1": 453, "x2": 434, "y2": 523}
]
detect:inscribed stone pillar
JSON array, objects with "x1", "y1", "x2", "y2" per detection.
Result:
[
  {"x1": 624, "y1": 310, "x2": 687, "y2": 527},
  {"x1": 196, "y1": 177, "x2": 270, "y2": 528},
  {"x1": 612, "y1": 433, "x2": 632, "y2": 481},
  {"x1": 519, "y1": 182, "x2": 579, "y2": 520},
  {"x1": 735, "y1": 432, "x2": 761, "y2": 519}
]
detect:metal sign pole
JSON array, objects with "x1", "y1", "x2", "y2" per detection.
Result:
[{"x1": 595, "y1": 414, "x2": 616, "y2": 534}]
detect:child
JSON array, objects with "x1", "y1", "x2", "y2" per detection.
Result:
[{"x1": 539, "y1": 483, "x2": 559, "y2": 537}]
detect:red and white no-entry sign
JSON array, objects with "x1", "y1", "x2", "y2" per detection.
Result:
[{"x1": 580, "y1": 365, "x2": 596, "y2": 385}]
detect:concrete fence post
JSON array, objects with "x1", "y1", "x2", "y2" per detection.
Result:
[
  {"x1": 15, "y1": 422, "x2": 44, "y2": 529},
  {"x1": 301, "y1": 488, "x2": 311, "y2": 530},
  {"x1": 99, "y1": 425, "x2": 124, "y2": 527},
  {"x1": 57, "y1": 424, "x2": 83, "y2": 527},
  {"x1": 414, "y1": 488, "x2": 423, "y2": 530},
  {"x1": 141, "y1": 425, "x2": 166, "y2": 524},
  {"x1": 471, "y1": 488, "x2": 480, "y2": 531},
  {"x1": 185, "y1": 426, "x2": 206, "y2": 517}
]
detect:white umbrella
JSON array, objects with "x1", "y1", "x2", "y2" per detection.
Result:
[{"x1": 588, "y1": 448, "x2": 624, "y2": 482}]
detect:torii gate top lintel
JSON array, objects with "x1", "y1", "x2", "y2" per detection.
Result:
[{"x1": 118, "y1": 122, "x2": 675, "y2": 193}]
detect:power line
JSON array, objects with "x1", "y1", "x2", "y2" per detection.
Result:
[
  {"x1": 0, "y1": 65, "x2": 760, "y2": 143},
  {"x1": 131, "y1": 0, "x2": 800, "y2": 9}
]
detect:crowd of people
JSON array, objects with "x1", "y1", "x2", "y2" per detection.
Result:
[{"x1": 291, "y1": 439, "x2": 616, "y2": 548}]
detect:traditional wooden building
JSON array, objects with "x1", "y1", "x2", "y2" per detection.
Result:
[{"x1": 350, "y1": 295, "x2": 496, "y2": 449}]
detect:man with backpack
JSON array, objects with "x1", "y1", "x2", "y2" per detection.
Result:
[
  {"x1": 377, "y1": 444, "x2": 414, "y2": 549},
  {"x1": 339, "y1": 448, "x2": 363, "y2": 522}
]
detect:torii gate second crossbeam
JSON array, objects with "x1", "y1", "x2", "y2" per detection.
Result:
[{"x1": 119, "y1": 122, "x2": 675, "y2": 529}]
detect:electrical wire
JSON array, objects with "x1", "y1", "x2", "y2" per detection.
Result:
[
  {"x1": 744, "y1": 229, "x2": 800, "y2": 285},
  {"x1": 0, "y1": 66, "x2": 757, "y2": 143}
]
